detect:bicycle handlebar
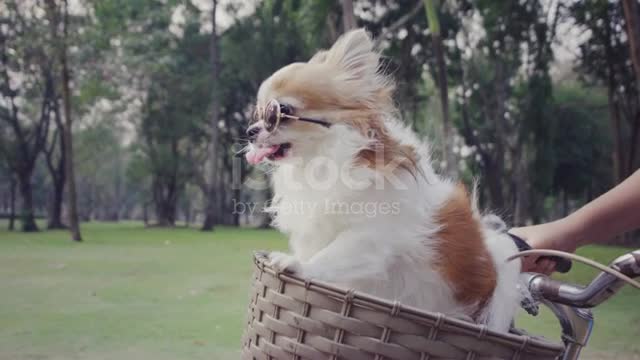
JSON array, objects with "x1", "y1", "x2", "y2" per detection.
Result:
[
  {"x1": 610, "y1": 250, "x2": 640, "y2": 278},
  {"x1": 521, "y1": 249, "x2": 639, "y2": 360},
  {"x1": 524, "y1": 249, "x2": 640, "y2": 307}
]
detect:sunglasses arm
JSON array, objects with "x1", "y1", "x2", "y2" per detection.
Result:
[{"x1": 284, "y1": 114, "x2": 332, "y2": 128}]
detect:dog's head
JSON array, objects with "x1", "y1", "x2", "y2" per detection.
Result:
[{"x1": 245, "y1": 29, "x2": 397, "y2": 166}]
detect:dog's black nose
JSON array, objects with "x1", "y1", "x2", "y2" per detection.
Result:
[{"x1": 246, "y1": 126, "x2": 261, "y2": 140}]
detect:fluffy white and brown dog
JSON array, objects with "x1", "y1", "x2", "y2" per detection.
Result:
[{"x1": 244, "y1": 29, "x2": 521, "y2": 331}]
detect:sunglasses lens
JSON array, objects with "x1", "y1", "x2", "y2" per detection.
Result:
[{"x1": 265, "y1": 101, "x2": 279, "y2": 132}]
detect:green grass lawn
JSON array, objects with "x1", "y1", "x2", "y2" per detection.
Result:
[{"x1": 0, "y1": 221, "x2": 638, "y2": 359}]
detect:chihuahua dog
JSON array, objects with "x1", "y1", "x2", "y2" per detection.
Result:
[{"x1": 244, "y1": 29, "x2": 521, "y2": 331}]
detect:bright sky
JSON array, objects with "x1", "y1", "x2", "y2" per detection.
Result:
[{"x1": 171, "y1": 0, "x2": 257, "y2": 35}]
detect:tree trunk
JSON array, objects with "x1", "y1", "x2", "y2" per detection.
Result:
[
  {"x1": 629, "y1": 112, "x2": 640, "y2": 171},
  {"x1": 622, "y1": 0, "x2": 640, "y2": 88},
  {"x1": 425, "y1": 0, "x2": 456, "y2": 177},
  {"x1": 201, "y1": 202, "x2": 216, "y2": 230},
  {"x1": 153, "y1": 176, "x2": 177, "y2": 227},
  {"x1": 143, "y1": 201, "x2": 149, "y2": 226},
  {"x1": 622, "y1": 0, "x2": 640, "y2": 175},
  {"x1": 604, "y1": 6, "x2": 625, "y2": 184},
  {"x1": 341, "y1": 0, "x2": 356, "y2": 32},
  {"x1": 17, "y1": 170, "x2": 38, "y2": 232},
  {"x1": 484, "y1": 161, "x2": 506, "y2": 212},
  {"x1": 232, "y1": 180, "x2": 241, "y2": 226},
  {"x1": 458, "y1": 62, "x2": 500, "y2": 210},
  {"x1": 513, "y1": 151, "x2": 530, "y2": 226},
  {"x1": 202, "y1": 0, "x2": 220, "y2": 232},
  {"x1": 155, "y1": 201, "x2": 176, "y2": 227},
  {"x1": 8, "y1": 176, "x2": 16, "y2": 231},
  {"x1": 217, "y1": 149, "x2": 227, "y2": 224},
  {"x1": 1, "y1": 20, "x2": 51, "y2": 233},
  {"x1": 484, "y1": 57, "x2": 509, "y2": 212},
  {"x1": 45, "y1": 101, "x2": 66, "y2": 229},
  {"x1": 326, "y1": 12, "x2": 340, "y2": 43},
  {"x1": 59, "y1": 0, "x2": 81, "y2": 241},
  {"x1": 185, "y1": 201, "x2": 191, "y2": 227},
  {"x1": 258, "y1": 174, "x2": 273, "y2": 228},
  {"x1": 47, "y1": 179, "x2": 66, "y2": 229}
]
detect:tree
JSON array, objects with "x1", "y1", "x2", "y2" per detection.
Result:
[
  {"x1": 137, "y1": 3, "x2": 209, "y2": 226},
  {"x1": 0, "y1": 2, "x2": 54, "y2": 231},
  {"x1": 545, "y1": 85, "x2": 612, "y2": 217},
  {"x1": 8, "y1": 175, "x2": 16, "y2": 230},
  {"x1": 573, "y1": 1, "x2": 640, "y2": 184},
  {"x1": 88, "y1": 0, "x2": 214, "y2": 227},
  {"x1": 213, "y1": 0, "x2": 316, "y2": 226},
  {"x1": 58, "y1": 0, "x2": 82, "y2": 240},
  {"x1": 424, "y1": 0, "x2": 456, "y2": 177},
  {"x1": 72, "y1": 119, "x2": 127, "y2": 221},
  {"x1": 201, "y1": 0, "x2": 221, "y2": 232},
  {"x1": 448, "y1": 1, "x2": 560, "y2": 224},
  {"x1": 44, "y1": 0, "x2": 82, "y2": 241},
  {"x1": 622, "y1": 0, "x2": 640, "y2": 84},
  {"x1": 341, "y1": 0, "x2": 356, "y2": 31},
  {"x1": 0, "y1": 161, "x2": 16, "y2": 230},
  {"x1": 42, "y1": 93, "x2": 66, "y2": 229}
]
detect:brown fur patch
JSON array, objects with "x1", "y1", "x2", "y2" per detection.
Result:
[
  {"x1": 267, "y1": 61, "x2": 395, "y2": 114},
  {"x1": 262, "y1": 49, "x2": 414, "y2": 175},
  {"x1": 269, "y1": 65, "x2": 360, "y2": 111},
  {"x1": 433, "y1": 184, "x2": 497, "y2": 318}
]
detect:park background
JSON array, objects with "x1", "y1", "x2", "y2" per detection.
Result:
[{"x1": 1, "y1": 0, "x2": 639, "y2": 359}]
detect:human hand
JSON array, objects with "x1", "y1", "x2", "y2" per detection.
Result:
[{"x1": 510, "y1": 218, "x2": 583, "y2": 274}]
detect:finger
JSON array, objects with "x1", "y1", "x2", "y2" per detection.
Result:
[
  {"x1": 536, "y1": 259, "x2": 555, "y2": 275},
  {"x1": 521, "y1": 256, "x2": 539, "y2": 272},
  {"x1": 543, "y1": 261, "x2": 556, "y2": 275},
  {"x1": 521, "y1": 254, "x2": 541, "y2": 271},
  {"x1": 535, "y1": 259, "x2": 552, "y2": 274}
]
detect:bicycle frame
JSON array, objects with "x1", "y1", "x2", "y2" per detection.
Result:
[
  {"x1": 542, "y1": 300, "x2": 593, "y2": 360},
  {"x1": 523, "y1": 249, "x2": 640, "y2": 359},
  {"x1": 524, "y1": 272, "x2": 595, "y2": 359}
]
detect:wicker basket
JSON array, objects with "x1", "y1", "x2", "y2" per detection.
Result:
[{"x1": 242, "y1": 252, "x2": 564, "y2": 360}]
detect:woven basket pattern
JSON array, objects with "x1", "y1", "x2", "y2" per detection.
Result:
[{"x1": 242, "y1": 252, "x2": 564, "y2": 360}]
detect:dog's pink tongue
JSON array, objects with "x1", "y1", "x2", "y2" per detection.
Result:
[{"x1": 245, "y1": 145, "x2": 280, "y2": 165}]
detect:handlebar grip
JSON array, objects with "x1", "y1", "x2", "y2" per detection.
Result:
[
  {"x1": 610, "y1": 250, "x2": 640, "y2": 278},
  {"x1": 541, "y1": 255, "x2": 573, "y2": 274},
  {"x1": 508, "y1": 233, "x2": 572, "y2": 273},
  {"x1": 525, "y1": 273, "x2": 563, "y2": 302}
]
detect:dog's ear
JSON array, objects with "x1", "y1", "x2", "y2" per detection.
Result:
[{"x1": 324, "y1": 29, "x2": 379, "y2": 81}]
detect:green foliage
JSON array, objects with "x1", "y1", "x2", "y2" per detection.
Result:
[
  {"x1": 79, "y1": 0, "x2": 323, "y2": 225},
  {"x1": 547, "y1": 85, "x2": 612, "y2": 197},
  {"x1": 572, "y1": 1, "x2": 633, "y2": 90},
  {"x1": 571, "y1": 0, "x2": 639, "y2": 181},
  {"x1": 295, "y1": 0, "x2": 341, "y2": 49},
  {"x1": 1, "y1": 0, "x2": 627, "y2": 226},
  {"x1": 88, "y1": 0, "x2": 179, "y2": 50},
  {"x1": 220, "y1": 0, "x2": 314, "y2": 97},
  {"x1": 73, "y1": 118, "x2": 128, "y2": 219},
  {"x1": 75, "y1": 76, "x2": 119, "y2": 110},
  {"x1": 360, "y1": 0, "x2": 451, "y2": 136}
]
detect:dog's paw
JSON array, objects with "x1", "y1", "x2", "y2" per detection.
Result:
[{"x1": 267, "y1": 252, "x2": 302, "y2": 274}]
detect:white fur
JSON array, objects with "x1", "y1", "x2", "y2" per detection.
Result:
[{"x1": 252, "y1": 29, "x2": 522, "y2": 331}]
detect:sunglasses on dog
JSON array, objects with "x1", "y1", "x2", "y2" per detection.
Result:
[{"x1": 255, "y1": 99, "x2": 332, "y2": 133}]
